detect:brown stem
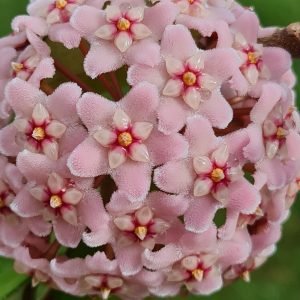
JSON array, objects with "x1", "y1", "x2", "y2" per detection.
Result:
[
  {"x1": 108, "y1": 72, "x2": 123, "y2": 100},
  {"x1": 44, "y1": 240, "x2": 61, "y2": 260},
  {"x1": 259, "y1": 22, "x2": 300, "y2": 59},
  {"x1": 233, "y1": 107, "x2": 252, "y2": 117},
  {"x1": 54, "y1": 60, "x2": 93, "y2": 92},
  {"x1": 228, "y1": 96, "x2": 247, "y2": 105},
  {"x1": 40, "y1": 80, "x2": 55, "y2": 95}
]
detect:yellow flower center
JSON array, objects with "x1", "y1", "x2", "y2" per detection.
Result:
[
  {"x1": 32, "y1": 127, "x2": 46, "y2": 141},
  {"x1": 100, "y1": 287, "x2": 111, "y2": 300},
  {"x1": 247, "y1": 52, "x2": 258, "y2": 64},
  {"x1": 50, "y1": 195, "x2": 63, "y2": 209},
  {"x1": 56, "y1": 0, "x2": 68, "y2": 9},
  {"x1": 118, "y1": 132, "x2": 133, "y2": 147},
  {"x1": 192, "y1": 268, "x2": 204, "y2": 282},
  {"x1": 11, "y1": 62, "x2": 24, "y2": 73},
  {"x1": 0, "y1": 197, "x2": 5, "y2": 209},
  {"x1": 117, "y1": 18, "x2": 131, "y2": 31},
  {"x1": 210, "y1": 168, "x2": 225, "y2": 183},
  {"x1": 183, "y1": 71, "x2": 197, "y2": 86},
  {"x1": 134, "y1": 226, "x2": 148, "y2": 240},
  {"x1": 188, "y1": 0, "x2": 196, "y2": 4},
  {"x1": 276, "y1": 127, "x2": 287, "y2": 139}
]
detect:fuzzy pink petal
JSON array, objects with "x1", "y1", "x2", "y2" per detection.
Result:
[
  {"x1": 53, "y1": 218, "x2": 83, "y2": 248},
  {"x1": 161, "y1": 24, "x2": 197, "y2": 61},
  {"x1": 59, "y1": 125, "x2": 88, "y2": 155},
  {"x1": 204, "y1": 48, "x2": 241, "y2": 82},
  {"x1": 127, "y1": 63, "x2": 167, "y2": 88},
  {"x1": 146, "y1": 130, "x2": 188, "y2": 165},
  {"x1": 67, "y1": 137, "x2": 109, "y2": 177},
  {"x1": 180, "y1": 226, "x2": 218, "y2": 255},
  {"x1": 115, "y1": 244, "x2": 143, "y2": 276},
  {"x1": 0, "y1": 124, "x2": 21, "y2": 156},
  {"x1": 17, "y1": 151, "x2": 56, "y2": 183},
  {"x1": 85, "y1": 251, "x2": 119, "y2": 274},
  {"x1": 142, "y1": 244, "x2": 183, "y2": 270},
  {"x1": 120, "y1": 82, "x2": 159, "y2": 123},
  {"x1": 78, "y1": 190, "x2": 112, "y2": 247},
  {"x1": 243, "y1": 124, "x2": 265, "y2": 163},
  {"x1": 218, "y1": 209, "x2": 239, "y2": 241},
  {"x1": 143, "y1": 1, "x2": 179, "y2": 40},
  {"x1": 84, "y1": 41, "x2": 123, "y2": 78},
  {"x1": 257, "y1": 159, "x2": 287, "y2": 190},
  {"x1": 251, "y1": 223, "x2": 281, "y2": 256},
  {"x1": 185, "y1": 115, "x2": 219, "y2": 157},
  {"x1": 177, "y1": 15, "x2": 233, "y2": 48},
  {"x1": 46, "y1": 83, "x2": 81, "y2": 124},
  {"x1": 188, "y1": 270, "x2": 222, "y2": 295},
  {"x1": 232, "y1": 11, "x2": 259, "y2": 43},
  {"x1": 10, "y1": 187, "x2": 44, "y2": 217},
  {"x1": 48, "y1": 23, "x2": 81, "y2": 49},
  {"x1": 28, "y1": 57, "x2": 55, "y2": 87},
  {"x1": 184, "y1": 196, "x2": 220, "y2": 233},
  {"x1": 228, "y1": 179, "x2": 261, "y2": 214},
  {"x1": 154, "y1": 159, "x2": 194, "y2": 194},
  {"x1": 198, "y1": 91, "x2": 233, "y2": 129},
  {"x1": 12, "y1": 15, "x2": 48, "y2": 36},
  {"x1": 6, "y1": 78, "x2": 47, "y2": 116},
  {"x1": 107, "y1": 190, "x2": 141, "y2": 216},
  {"x1": 50, "y1": 257, "x2": 88, "y2": 278},
  {"x1": 111, "y1": 161, "x2": 151, "y2": 202},
  {"x1": 286, "y1": 130, "x2": 300, "y2": 160},
  {"x1": 0, "y1": 47, "x2": 16, "y2": 76},
  {"x1": 1, "y1": 219, "x2": 29, "y2": 247},
  {"x1": 250, "y1": 83, "x2": 282, "y2": 124},
  {"x1": 26, "y1": 216, "x2": 52, "y2": 237},
  {"x1": 262, "y1": 47, "x2": 292, "y2": 79},
  {"x1": 77, "y1": 92, "x2": 115, "y2": 131},
  {"x1": 125, "y1": 39, "x2": 161, "y2": 67},
  {"x1": 157, "y1": 98, "x2": 188, "y2": 134},
  {"x1": 218, "y1": 229, "x2": 252, "y2": 269},
  {"x1": 70, "y1": 5, "x2": 106, "y2": 36},
  {"x1": 148, "y1": 191, "x2": 189, "y2": 219}
]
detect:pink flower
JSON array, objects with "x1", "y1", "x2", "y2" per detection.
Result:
[
  {"x1": 71, "y1": 0, "x2": 179, "y2": 76},
  {"x1": 10, "y1": 152, "x2": 111, "y2": 248},
  {"x1": 105, "y1": 190, "x2": 187, "y2": 275},
  {"x1": 0, "y1": 79, "x2": 85, "y2": 159},
  {"x1": 0, "y1": 156, "x2": 30, "y2": 247},
  {"x1": 95, "y1": 5, "x2": 152, "y2": 53},
  {"x1": 231, "y1": 10, "x2": 291, "y2": 86},
  {"x1": 154, "y1": 115, "x2": 260, "y2": 236},
  {"x1": 68, "y1": 83, "x2": 188, "y2": 201},
  {"x1": 128, "y1": 24, "x2": 241, "y2": 133}
]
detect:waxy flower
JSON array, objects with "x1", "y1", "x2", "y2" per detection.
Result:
[
  {"x1": 154, "y1": 116, "x2": 260, "y2": 236},
  {"x1": 71, "y1": 0, "x2": 179, "y2": 76},
  {"x1": 0, "y1": 79, "x2": 85, "y2": 159},
  {"x1": 231, "y1": 10, "x2": 291, "y2": 86},
  {"x1": 68, "y1": 82, "x2": 188, "y2": 201},
  {"x1": 95, "y1": 5, "x2": 152, "y2": 53},
  {"x1": 128, "y1": 24, "x2": 241, "y2": 132},
  {"x1": 0, "y1": 156, "x2": 30, "y2": 247}
]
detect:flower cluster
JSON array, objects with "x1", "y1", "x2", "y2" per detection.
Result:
[{"x1": 0, "y1": 0, "x2": 299, "y2": 299}]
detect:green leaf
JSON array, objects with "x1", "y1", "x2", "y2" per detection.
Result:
[{"x1": 0, "y1": 258, "x2": 28, "y2": 300}]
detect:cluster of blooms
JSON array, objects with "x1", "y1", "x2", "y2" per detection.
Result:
[{"x1": 0, "y1": 0, "x2": 300, "y2": 299}]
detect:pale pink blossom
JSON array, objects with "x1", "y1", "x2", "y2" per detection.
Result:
[
  {"x1": 128, "y1": 24, "x2": 242, "y2": 133},
  {"x1": 0, "y1": 79, "x2": 85, "y2": 159},
  {"x1": 71, "y1": 0, "x2": 178, "y2": 76},
  {"x1": 68, "y1": 83, "x2": 188, "y2": 201}
]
